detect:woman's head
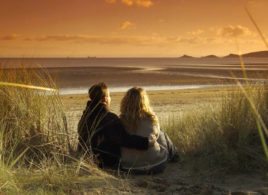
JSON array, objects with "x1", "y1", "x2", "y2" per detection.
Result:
[
  {"x1": 120, "y1": 87, "x2": 157, "y2": 130},
  {"x1": 88, "y1": 82, "x2": 111, "y2": 106}
]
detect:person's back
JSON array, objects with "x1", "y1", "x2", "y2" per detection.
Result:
[
  {"x1": 78, "y1": 100, "x2": 125, "y2": 167},
  {"x1": 77, "y1": 83, "x2": 149, "y2": 169},
  {"x1": 121, "y1": 116, "x2": 168, "y2": 169},
  {"x1": 120, "y1": 87, "x2": 169, "y2": 173}
]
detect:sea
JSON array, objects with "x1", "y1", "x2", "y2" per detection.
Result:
[{"x1": 1, "y1": 57, "x2": 267, "y2": 95}]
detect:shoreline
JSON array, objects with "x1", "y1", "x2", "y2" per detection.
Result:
[{"x1": 59, "y1": 83, "x2": 234, "y2": 95}]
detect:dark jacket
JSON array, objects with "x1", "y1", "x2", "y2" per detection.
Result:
[{"x1": 77, "y1": 101, "x2": 149, "y2": 168}]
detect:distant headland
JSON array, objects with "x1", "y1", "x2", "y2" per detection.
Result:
[{"x1": 179, "y1": 50, "x2": 268, "y2": 59}]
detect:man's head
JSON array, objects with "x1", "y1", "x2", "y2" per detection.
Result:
[{"x1": 88, "y1": 82, "x2": 111, "y2": 106}]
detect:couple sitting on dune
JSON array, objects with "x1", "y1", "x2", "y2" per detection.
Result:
[{"x1": 77, "y1": 82, "x2": 178, "y2": 174}]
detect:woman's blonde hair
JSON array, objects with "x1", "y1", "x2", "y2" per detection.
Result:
[{"x1": 120, "y1": 87, "x2": 158, "y2": 131}]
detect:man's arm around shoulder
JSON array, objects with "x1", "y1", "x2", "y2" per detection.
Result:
[{"x1": 105, "y1": 112, "x2": 149, "y2": 150}]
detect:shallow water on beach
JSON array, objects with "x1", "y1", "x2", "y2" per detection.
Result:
[
  {"x1": 59, "y1": 84, "x2": 232, "y2": 95},
  {"x1": 1, "y1": 58, "x2": 267, "y2": 92}
]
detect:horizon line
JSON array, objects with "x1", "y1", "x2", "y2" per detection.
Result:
[{"x1": 0, "y1": 50, "x2": 267, "y2": 59}]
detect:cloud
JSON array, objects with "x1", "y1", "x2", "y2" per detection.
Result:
[
  {"x1": 1, "y1": 25, "x2": 259, "y2": 47},
  {"x1": 217, "y1": 25, "x2": 253, "y2": 38},
  {"x1": 188, "y1": 29, "x2": 204, "y2": 36},
  {"x1": 0, "y1": 33, "x2": 218, "y2": 46},
  {"x1": 122, "y1": 0, "x2": 153, "y2": 7},
  {"x1": 16, "y1": 34, "x2": 182, "y2": 46},
  {"x1": 120, "y1": 21, "x2": 136, "y2": 30},
  {"x1": 105, "y1": 0, "x2": 154, "y2": 7},
  {"x1": 0, "y1": 34, "x2": 20, "y2": 40},
  {"x1": 28, "y1": 35, "x2": 92, "y2": 42},
  {"x1": 105, "y1": 0, "x2": 116, "y2": 3},
  {"x1": 22, "y1": 34, "x2": 163, "y2": 46},
  {"x1": 0, "y1": 33, "x2": 204, "y2": 46},
  {"x1": 121, "y1": 0, "x2": 133, "y2": 6}
]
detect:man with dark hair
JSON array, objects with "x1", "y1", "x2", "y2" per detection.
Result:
[{"x1": 77, "y1": 82, "x2": 154, "y2": 169}]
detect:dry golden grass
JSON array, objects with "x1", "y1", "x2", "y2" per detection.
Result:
[
  {"x1": 0, "y1": 67, "x2": 69, "y2": 165},
  {"x1": 163, "y1": 84, "x2": 268, "y2": 172},
  {"x1": 0, "y1": 67, "x2": 131, "y2": 194}
]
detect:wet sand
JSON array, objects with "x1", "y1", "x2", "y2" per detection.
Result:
[
  {"x1": 2, "y1": 60, "x2": 267, "y2": 91},
  {"x1": 52, "y1": 65, "x2": 267, "y2": 89}
]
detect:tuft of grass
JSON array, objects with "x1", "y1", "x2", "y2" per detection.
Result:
[
  {"x1": 162, "y1": 84, "x2": 268, "y2": 172},
  {"x1": 0, "y1": 67, "x2": 69, "y2": 165},
  {"x1": 0, "y1": 156, "x2": 125, "y2": 194},
  {"x1": 0, "y1": 66, "x2": 132, "y2": 194},
  {"x1": 0, "y1": 162, "x2": 20, "y2": 193},
  {"x1": 162, "y1": 6, "x2": 268, "y2": 173}
]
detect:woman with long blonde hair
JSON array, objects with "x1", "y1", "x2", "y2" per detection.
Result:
[
  {"x1": 120, "y1": 87, "x2": 159, "y2": 134},
  {"x1": 120, "y1": 87, "x2": 178, "y2": 174}
]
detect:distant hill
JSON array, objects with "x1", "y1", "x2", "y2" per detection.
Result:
[
  {"x1": 242, "y1": 51, "x2": 268, "y2": 58},
  {"x1": 224, "y1": 51, "x2": 268, "y2": 58},
  {"x1": 200, "y1": 55, "x2": 218, "y2": 59},
  {"x1": 224, "y1": 54, "x2": 239, "y2": 58},
  {"x1": 179, "y1": 55, "x2": 193, "y2": 59},
  {"x1": 178, "y1": 50, "x2": 268, "y2": 59}
]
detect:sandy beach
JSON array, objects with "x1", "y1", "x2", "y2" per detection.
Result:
[{"x1": 62, "y1": 87, "x2": 225, "y2": 113}]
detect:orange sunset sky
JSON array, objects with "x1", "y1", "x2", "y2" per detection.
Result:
[{"x1": 0, "y1": 0, "x2": 267, "y2": 57}]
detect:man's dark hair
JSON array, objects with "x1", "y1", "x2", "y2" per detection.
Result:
[{"x1": 88, "y1": 82, "x2": 108, "y2": 103}]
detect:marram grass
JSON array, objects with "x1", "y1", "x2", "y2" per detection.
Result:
[
  {"x1": 162, "y1": 84, "x2": 268, "y2": 172},
  {"x1": 0, "y1": 67, "x2": 69, "y2": 165},
  {"x1": 0, "y1": 67, "x2": 131, "y2": 194}
]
